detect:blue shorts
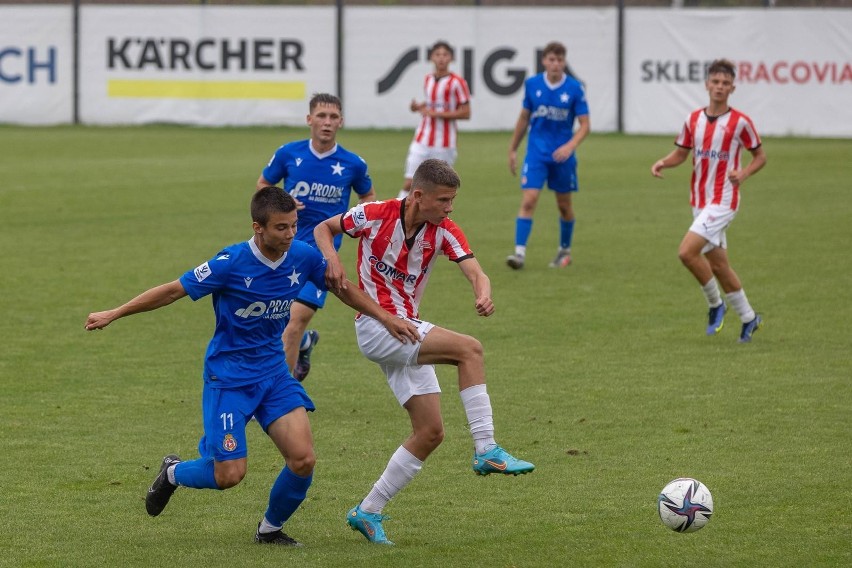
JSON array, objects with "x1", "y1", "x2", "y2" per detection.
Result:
[
  {"x1": 296, "y1": 279, "x2": 327, "y2": 310},
  {"x1": 521, "y1": 155, "x2": 578, "y2": 193},
  {"x1": 199, "y1": 372, "x2": 315, "y2": 462}
]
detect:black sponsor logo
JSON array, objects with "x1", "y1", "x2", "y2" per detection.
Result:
[
  {"x1": 107, "y1": 37, "x2": 304, "y2": 72},
  {"x1": 378, "y1": 46, "x2": 557, "y2": 97}
]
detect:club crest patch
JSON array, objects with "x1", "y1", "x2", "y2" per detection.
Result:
[{"x1": 222, "y1": 434, "x2": 238, "y2": 452}]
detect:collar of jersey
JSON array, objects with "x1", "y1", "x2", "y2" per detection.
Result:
[
  {"x1": 309, "y1": 140, "x2": 338, "y2": 160},
  {"x1": 248, "y1": 238, "x2": 287, "y2": 270}
]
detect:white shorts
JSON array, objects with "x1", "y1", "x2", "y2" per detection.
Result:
[
  {"x1": 355, "y1": 315, "x2": 438, "y2": 406},
  {"x1": 689, "y1": 205, "x2": 737, "y2": 253},
  {"x1": 404, "y1": 141, "x2": 458, "y2": 179}
]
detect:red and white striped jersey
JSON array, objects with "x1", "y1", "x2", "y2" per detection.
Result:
[
  {"x1": 341, "y1": 199, "x2": 473, "y2": 319},
  {"x1": 413, "y1": 72, "x2": 471, "y2": 149},
  {"x1": 676, "y1": 107, "x2": 762, "y2": 211}
]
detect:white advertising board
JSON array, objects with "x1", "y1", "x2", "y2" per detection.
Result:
[
  {"x1": 0, "y1": 6, "x2": 73, "y2": 125},
  {"x1": 342, "y1": 7, "x2": 618, "y2": 133},
  {"x1": 624, "y1": 9, "x2": 852, "y2": 138},
  {"x1": 2, "y1": 6, "x2": 849, "y2": 138},
  {"x1": 79, "y1": 6, "x2": 336, "y2": 126}
]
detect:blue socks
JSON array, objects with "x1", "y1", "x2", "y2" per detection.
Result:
[
  {"x1": 173, "y1": 457, "x2": 221, "y2": 490},
  {"x1": 515, "y1": 217, "x2": 533, "y2": 247},
  {"x1": 264, "y1": 467, "x2": 313, "y2": 528},
  {"x1": 559, "y1": 219, "x2": 575, "y2": 250}
]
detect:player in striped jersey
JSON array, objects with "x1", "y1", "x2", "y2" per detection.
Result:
[
  {"x1": 651, "y1": 58, "x2": 767, "y2": 343},
  {"x1": 397, "y1": 41, "x2": 471, "y2": 199},
  {"x1": 315, "y1": 159, "x2": 534, "y2": 545},
  {"x1": 85, "y1": 188, "x2": 418, "y2": 545}
]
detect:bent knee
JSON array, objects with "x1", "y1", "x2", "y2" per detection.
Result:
[
  {"x1": 459, "y1": 335, "x2": 484, "y2": 359},
  {"x1": 215, "y1": 467, "x2": 246, "y2": 489},
  {"x1": 418, "y1": 425, "x2": 445, "y2": 450},
  {"x1": 677, "y1": 248, "x2": 697, "y2": 266},
  {"x1": 287, "y1": 452, "x2": 316, "y2": 477}
]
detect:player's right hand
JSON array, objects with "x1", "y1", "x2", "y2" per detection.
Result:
[
  {"x1": 85, "y1": 310, "x2": 115, "y2": 331},
  {"x1": 386, "y1": 316, "x2": 421, "y2": 344}
]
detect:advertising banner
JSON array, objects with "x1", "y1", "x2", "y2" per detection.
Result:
[
  {"x1": 2, "y1": 6, "x2": 849, "y2": 138},
  {"x1": 79, "y1": 6, "x2": 336, "y2": 126},
  {"x1": 0, "y1": 6, "x2": 73, "y2": 125},
  {"x1": 342, "y1": 7, "x2": 618, "y2": 133},
  {"x1": 624, "y1": 9, "x2": 852, "y2": 138}
]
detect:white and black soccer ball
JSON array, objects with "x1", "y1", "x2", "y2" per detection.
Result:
[{"x1": 658, "y1": 477, "x2": 714, "y2": 533}]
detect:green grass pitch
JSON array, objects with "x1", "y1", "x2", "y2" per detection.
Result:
[{"x1": 0, "y1": 125, "x2": 849, "y2": 567}]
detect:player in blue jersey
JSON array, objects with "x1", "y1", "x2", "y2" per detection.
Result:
[
  {"x1": 506, "y1": 41, "x2": 591, "y2": 270},
  {"x1": 257, "y1": 93, "x2": 376, "y2": 382},
  {"x1": 85, "y1": 187, "x2": 418, "y2": 546}
]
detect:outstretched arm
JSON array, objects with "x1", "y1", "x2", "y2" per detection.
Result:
[
  {"x1": 85, "y1": 280, "x2": 187, "y2": 330},
  {"x1": 458, "y1": 258, "x2": 494, "y2": 317}
]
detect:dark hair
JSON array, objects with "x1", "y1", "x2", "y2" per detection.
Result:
[
  {"x1": 412, "y1": 159, "x2": 461, "y2": 192},
  {"x1": 542, "y1": 41, "x2": 566, "y2": 58},
  {"x1": 707, "y1": 59, "x2": 736, "y2": 79},
  {"x1": 309, "y1": 92, "x2": 342, "y2": 113},
  {"x1": 428, "y1": 40, "x2": 454, "y2": 59},
  {"x1": 252, "y1": 186, "x2": 296, "y2": 226}
]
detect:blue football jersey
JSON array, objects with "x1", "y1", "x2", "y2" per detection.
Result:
[
  {"x1": 522, "y1": 73, "x2": 590, "y2": 161},
  {"x1": 261, "y1": 140, "x2": 372, "y2": 249},
  {"x1": 179, "y1": 238, "x2": 327, "y2": 388}
]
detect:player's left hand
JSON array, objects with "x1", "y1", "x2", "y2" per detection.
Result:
[
  {"x1": 552, "y1": 144, "x2": 574, "y2": 163},
  {"x1": 474, "y1": 296, "x2": 494, "y2": 317},
  {"x1": 324, "y1": 257, "x2": 348, "y2": 293},
  {"x1": 727, "y1": 169, "x2": 748, "y2": 184}
]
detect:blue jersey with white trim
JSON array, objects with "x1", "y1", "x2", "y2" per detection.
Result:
[
  {"x1": 261, "y1": 140, "x2": 372, "y2": 249},
  {"x1": 179, "y1": 238, "x2": 327, "y2": 387},
  {"x1": 522, "y1": 73, "x2": 589, "y2": 161}
]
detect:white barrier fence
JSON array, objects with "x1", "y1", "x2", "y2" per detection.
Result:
[{"x1": 1, "y1": 6, "x2": 850, "y2": 137}]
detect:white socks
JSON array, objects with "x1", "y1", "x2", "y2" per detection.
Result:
[
  {"x1": 258, "y1": 517, "x2": 282, "y2": 533},
  {"x1": 359, "y1": 385, "x2": 497, "y2": 514},
  {"x1": 460, "y1": 384, "x2": 496, "y2": 455},
  {"x1": 360, "y1": 446, "x2": 422, "y2": 514},
  {"x1": 726, "y1": 289, "x2": 756, "y2": 323},
  {"x1": 701, "y1": 279, "x2": 723, "y2": 308}
]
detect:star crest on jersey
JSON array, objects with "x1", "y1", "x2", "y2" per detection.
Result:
[
  {"x1": 295, "y1": 158, "x2": 303, "y2": 166},
  {"x1": 535, "y1": 89, "x2": 542, "y2": 98},
  {"x1": 560, "y1": 92, "x2": 569, "y2": 103},
  {"x1": 288, "y1": 268, "x2": 301, "y2": 287},
  {"x1": 331, "y1": 161, "x2": 345, "y2": 176}
]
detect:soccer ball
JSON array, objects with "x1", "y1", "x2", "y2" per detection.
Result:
[{"x1": 657, "y1": 477, "x2": 714, "y2": 533}]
